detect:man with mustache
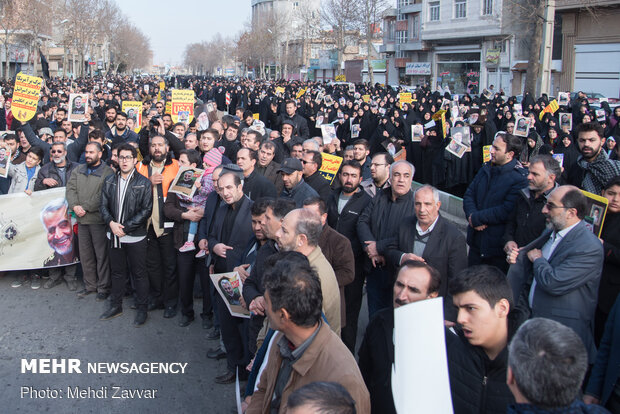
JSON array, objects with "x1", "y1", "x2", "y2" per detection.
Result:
[
  {"x1": 565, "y1": 122, "x2": 620, "y2": 194},
  {"x1": 358, "y1": 261, "x2": 440, "y2": 414},
  {"x1": 136, "y1": 135, "x2": 180, "y2": 318}
]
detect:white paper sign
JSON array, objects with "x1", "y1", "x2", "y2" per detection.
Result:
[{"x1": 392, "y1": 297, "x2": 453, "y2": 414}]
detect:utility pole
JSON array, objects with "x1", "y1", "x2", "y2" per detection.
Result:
[{"x1": 540, "y1": 0, "x2": 555, "y2": 96}]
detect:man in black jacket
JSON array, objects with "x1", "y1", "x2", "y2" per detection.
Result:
[
  {"x1": 386, "y1": 185, "x2": 467, "y2": 322},
  {"x1": 302, "y1": 150, "x2": 332, "y2": 202},
  {"x1": 255, "y1": 140, "x2": 283, "y2": 193},
  {"x1": 207, "y1": 171, "x2": 254, "y2": 384},
  {"x1": 327, "y1": 160, "x2": 372, "y2": 352},
  {"x1": 358, "y1": 261, "x2": 441, "y2": 414},
  {"x1": 278, "y1": 100, "x2": 309, "y2": 139},
  {"x1": 278, "y1": 157, "x2": 318, "y2": 207},
  {"x1": 236, "y1": 148, "x2": 277, "y2": 201},
  {"x1": 358, "y1": 160, "x2": 415, "y2": 318},
  {"x1": 503, "y1": 155, "x2": 560, "y2": 259},
  {"x1": 446, "y1": 265, "x2": 524, "y2": 414},
  {"x1": 99, "y1": 143, "x2": 153, "y2": 326}
]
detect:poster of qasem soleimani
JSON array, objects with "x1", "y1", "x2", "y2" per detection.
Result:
[
  {"x1": 0, "y1": 188, "x2": 79, "y2": 271},
  {"x1": 210, "y1": 271, "x2": 250, "y2": 318}
]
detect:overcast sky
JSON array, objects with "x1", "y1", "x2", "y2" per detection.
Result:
[{"x1": 115, "y1": 0, "x2": 250, "y2": 66}]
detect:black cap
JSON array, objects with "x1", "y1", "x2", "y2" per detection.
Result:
[{"x1": 277, "y1": 158, "x2": 303, "y2": 174}]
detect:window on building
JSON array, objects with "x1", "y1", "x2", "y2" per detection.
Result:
[
  {"x1": 455, "y1": 0, "x2": 466, "y2": 18},
  {"x1": 397, "y1": 13, "x2": 407, "y2": 21},
  {"x1": 399, "y1": 0, "x2": 412, "y2": 6},
  {"x1": 493, "y1": 40, "x2": 506, "y2": 53},
  {"x1": 292, "y1": 1, "x2": 299, "y2": 9},
  {"x1": 410, "y1": 14, "x2": 419, "y2": 39},
  {"x1": 397, "y1": 31, "x2": 408, "y2": 44},
  {"x1": 482, "y1": 0, "x2": 492, "y2": 15},
  {"x1": 429, "y1": 1, "x2": 440, "y2": 21}
]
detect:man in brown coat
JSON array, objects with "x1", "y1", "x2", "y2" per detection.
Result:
[
  {"x1": 303, "y1": 196, "x2": 355, "y2": 329},
  {"x1": 246, "y1": 252, "x2": 370, "y2": 414}
]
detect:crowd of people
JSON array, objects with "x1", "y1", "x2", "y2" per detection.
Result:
[{"x1": 1, "y1": 74, "x2": 619, "y2": 413}]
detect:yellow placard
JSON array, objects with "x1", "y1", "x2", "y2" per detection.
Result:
[
  {"x1": 122, "y1": 101, "x2": 143, "y2": 133},
  {"x1": 157, "y1": 81, "x2": 165, "y2": 101},
  {"x1": 318, "y1": 153, "x2": 343, "y2": 184},
  {"x1": 432, "y1": 109, "x2": 446, "y2": 121},
  {"x1": 483, "y1": 145, "x2": 491, "y2": 163},
  {"x1": 296, "y1": 88, "x2": 307, "y2": 99},
  {"x1": 362, "y1": 95, "x2": 370, "y2": 103},
  {"x1": 399, "y1": 92, "x2": 412, "y2": 104},
  {"x1": 252, "y1": 113, "x2": 259, "y2": 120},
  {"x1": 165, "y1": 101, "x2": 171, "y2": 115},
  {"x1": 335, "y1": 74, "x2": 346, "y2": 82},
  {"x1": 275, "y1": 87, "x2": 285, "y2": 95},
  {"x1": 12, "y1": 73, "x2": 43, "y2": 122},
  {"x1": 171, "y1": 89, "x2": 194, "y2": 124}
]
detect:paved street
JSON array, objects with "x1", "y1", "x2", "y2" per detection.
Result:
[{"x1": 0, "y1": 274, "x2": 368, "y2": 414}]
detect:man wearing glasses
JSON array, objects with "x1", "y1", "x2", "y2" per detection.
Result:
[
  {"x1": 100, "y1": 144, "x2": 153, "y2": 326},
  {"x1": 507, "y1": 185, "x2": 604, "y2": 364}
]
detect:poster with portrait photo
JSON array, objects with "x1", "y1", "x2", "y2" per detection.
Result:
[
  {"x1": 382, "y1": 137, "x2": 403, "y2": 158},
  {"x1": 513, "y1": 103, "x2": 522, "y2": 116},
  {"x1": 169, "y1": 167, "x2": 205, "y2": 198},
  {"x1": 67, "y1": 93, "x2": 88, "y2": 122},
  {"x1": 351, "y1": 123, "x2": 361, "y2": 139},
  {"x1": 323, "y1": 95, "x2": 334, "y2": 106},
  {"x1": 445, "y1": 138, "x2": 468, "y2": 159},
  {"x1": 451, "y1": 126, "x2": 471, "y2": 147},
  {"x1": 557, "y1": 92, "x2": 569, "y2": 107},
  {"x1": 0, "y1": 145, "x2": 10, "y2": 178},
  {"x1": 559, "y1": 113, "x2": 572, "y2": 131},
  {"x1": 315, "y1": 111, "x2": 325, "y2": 128},
  {"x1": 411, "y1": 125, "x2": 424, "y2": 142},
  {"x1": 320, "y1": 124, "x2": 337, "y2": 145},
  {"x1": 514, "y1": 116, "x2": 530, "y2": 137},
  {"x1": 596, "y1": 109, "x2": 606, "y2": 122},
  {"x1": 210, "y1": 272, "x2": 250, "y2": 318},
  {"x1": 581, "y1": 190, "x2": 608, "y2": 237}
]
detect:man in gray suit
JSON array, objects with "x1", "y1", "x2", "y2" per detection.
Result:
[{"x1": 507, "y1": 185, "x2": 604, "y2": 362}]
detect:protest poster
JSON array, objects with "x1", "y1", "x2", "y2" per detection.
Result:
[
  {"x1": 446, "y1": 138, "x2": 468, "y2": 158},
  {"x1": 275, "y1": 86, "x2": 285, "y2": 95},
  {"x1": 362, "y1": 94, "x2": 370, "y2": 103},
  {"x1": 351, "y1": 124, "x2": 360, "y2": 139},
  {"x1": 0, "y1": 188, "x2": 79, "y2": 271},
  {"x1": 399, "y1": 92, "x2": 412, "y2": 104},
  {"x1": 559, "y1": 113, "x2": 572, "y2": 131},
  {"x1": 0, "y1": 145, "x2": 10, "y2": 178},
  {"x1": 324, "y1": 95, "x2": 334, "y2": 106},
  {"x1": 320, "y1": 124, "x2": 337, "y2": 145},
  {"x1": 165, "y1": 101, "x2": 171, "y2": 115},
  {"x1": 315, "y1": 111, "x2": 325, "y2": 128},
  {"x1": 392, "y1": 297, "x2": 453, "y2": 414},
  {"x1": 122, "y1": 101, "x2": 143, "y2": 133},
  {"x1": 483, "y1": 145, "x2": 492, "y2": 163},
  {"x1": 451, "y1": 126, "x2": 471, "y2": 147},
  {"x1": 581, "y1": 190, "x2": 608, "y2": 237},
  {"x1": 348, "y1": 83, "x2": 355, "y2": 93},
  {"x1": 252, "y1": 113, "x2": 259, "y2": 120},
  {"x1": 318, "y1": 153, "x2": 343, "y2": 184},
  {"x1": 557, "y1": 92, "x2": 569, "y2": 106},
  {"x1": 296, "y1": 87, "x2": 307, "y2": 99},
  {"x1": 171, "y1": 89, "x2": 194, "y2": 124},
  {"x1": 169, "y1": 167, "x2": 204, "y2": 198},
  {"x1": 411, "y1": 125, "x2": 424, "y2": 142},
  {"x1": 210, "y1": 272, "x2": 250, "y2": 318},
  {"x1": 552, "y1": 153, "x2": 564, "y2": 168},
  {"x1": 12, "y1": 73, "x2": 43, "y2": 123},
  {"x1": 514, "y1": 116, "x2": 530, "y2": 137},
  {"x1": 67, "y1": 93, "x2": 88, "y2": 122},
  {"x1": 595, "y1": 109, "x2": 606, "y2": 122}
]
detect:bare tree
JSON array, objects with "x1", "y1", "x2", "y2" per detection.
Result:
[
  {"x1": 321, "y1": 0, "x2": 358, "y2": 76},
  {"x1": 354, "y1": 0, "x2": 389, "y2": 84}
]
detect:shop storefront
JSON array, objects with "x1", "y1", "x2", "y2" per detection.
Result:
[{"x1": 435, "y1": 50, "x2": 481, "y2": 94}]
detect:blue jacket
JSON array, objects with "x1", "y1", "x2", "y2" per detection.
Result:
[
  {"x1": 463, "y1": 158, "x2": 528, "y2": 257},
  {"x1": 586, "y1": 296, "x2": 620, "y2": 406}
]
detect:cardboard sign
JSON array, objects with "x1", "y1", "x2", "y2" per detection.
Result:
[
  {"x1": 67, "y1": 93, "x2": 88, "y2": 122},
  {"x1": 483, "y1": 145, "x2": 492, "y2": 163},
  {"x1": 318, "y1": 153, "x2": 343, "y2": 184},
  {"x1": 296, "y1": 87, "x2": 307, "y2": 99},
  {"x1": 362, "y1": 95, "x2": 370, "y2": 103},
  {"x1": 0, "y1": 146, "x2": 10, "y2": 178},
  {"x1": 252, "y1": 113, "x2": 259, "y2": 120},
  {"x1": 275, "y1": 87, "x2": 285, "y2": 95},
  {"x1": 210, "y1": 272, "x2": 250, "y2": 318},
  {"x1": 122, "y1": 101, "x2": 143, "y2": 133},
  {"x1": 165, "y1": 101, "x2": 171, "y2": 115},
  {"x1": 581, "y1": 190, "x2": 609, "y2": 237},
  {"x1": 171, "y1": 89, "x2": 194, "y2": 124},
  {"x1": 12, "y1": 73, "x2": 43, "y2": 122},
  {"x1": 169, "y1": 167, "x2": 204, "y2": 199},
  {"x1": 399, "y1": 93, "x2": 412, "y2": 104},
  {"x1": 514, "y1": 116, "x2": 530, "y2": 137}
]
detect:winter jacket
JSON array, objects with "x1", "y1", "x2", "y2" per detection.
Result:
[
  {"x1": 34, "y1": 160, "x2": 78, "y2": 191},
  {"x1": 7, "y1": 162, "x2": 39, "y2": 193},
  {"x1": 463, "y1": 158, "x2": 528, "y2": 258},
  {"x1": 279, "y1": 178, "x2": 318, "y2": 207},
  {"x1": 327, "y1": 188, "x2": 372, "y2": 256},
  {"x1": 503, "y1": 184, "x2": 557, "y2": 248},
  {"x1": 66, "y1": 162, "x2": 114, "y2": 225}
]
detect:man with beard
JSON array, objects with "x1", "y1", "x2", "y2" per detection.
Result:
[
  {"x1": 361, "y1": 153, "x2": 393, "y2": 198},
  {"x1": 278, "y1": 158, "x2": 318, "y2": 207},
  {"x1": 358, "y1": 261, "x2": 440, "y2": 414},
  {"x1": 565, "y1": 122, "x2": 620, "y2": 194},
  {"x1": 103, "y1": 105, "x2": 117, "y2": 134},
  {"x1": 327, "y1": 160, "x2": 372, "y2": 352},
  {"x1": 40, "y1": 198, "x2": 78, "y2": 271},
  {"x1": 236, "y1": 148, "x2": 277, "y2": 201},
  {"x1": 507, "y1": 186, "x2": 604, "y2": 364},
  {"x1": 136, "y1": 135, "x2": 180, "y2": 319},
  {"x1": 105, "y1": 111, "x2": 139, "y2": 146},
  {"x1": 66, "y1": 142, "x2": 114, "y2": 299},
  {"x1": 352, "y1": 140, "x2": 372, "y2": 180}
]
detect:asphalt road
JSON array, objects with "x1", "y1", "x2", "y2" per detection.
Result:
[{"x1": 0, "y1": 273, "x2": 368, "y2": 414}]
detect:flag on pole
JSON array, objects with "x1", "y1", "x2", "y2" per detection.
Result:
[{"x1": 539, "y1": 99, "x2": 559, "y2": 120}]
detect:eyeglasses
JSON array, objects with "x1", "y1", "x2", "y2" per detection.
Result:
[
  {"x1": 118, "y1": 156, "x2": 134, "y2": 161},
  {"x1": 544, "y1": 202, "x2": 570, "y2": 210}
]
